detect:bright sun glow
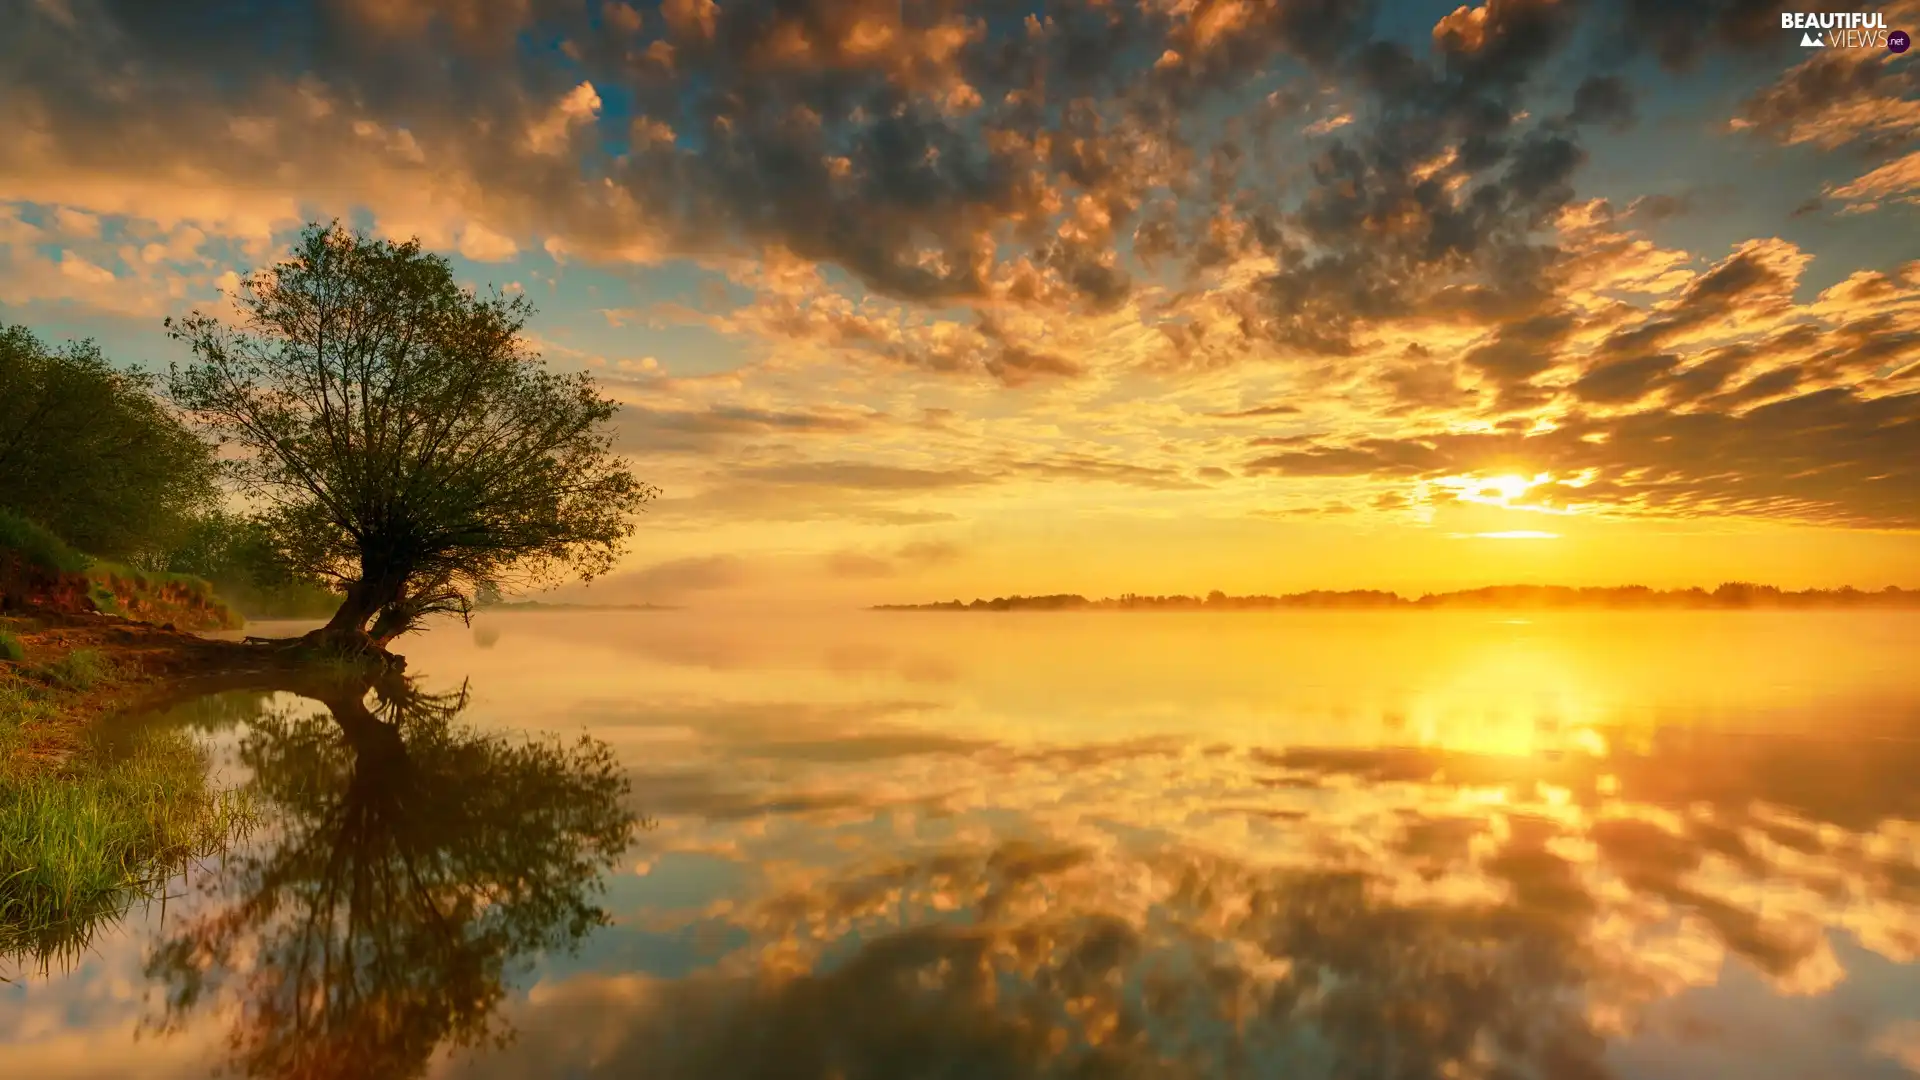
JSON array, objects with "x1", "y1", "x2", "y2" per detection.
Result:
[
  {"x1": 1472, "y1": 530, "x2": 1560, "y2": 540},
  {"x1": 1432, "y1": 471, "x2": 1588, "y2": 517},
  {"x1": 1484, "y1": 474, "x2": 1534, "y2": 502}
]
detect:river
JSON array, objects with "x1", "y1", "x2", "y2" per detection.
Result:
[{"x1": 5, "y1": 610, "x2": 1919, "y2": 1079}]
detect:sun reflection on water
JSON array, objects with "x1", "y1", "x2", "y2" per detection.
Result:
[{"x1": 5, "y1": 611, "x2": 1920, "y2": 1080}]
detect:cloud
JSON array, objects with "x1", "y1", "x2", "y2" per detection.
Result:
[
  {"x1": 613, "y1": 404, "x2": 877, "y2": 454},
  {"x1": 1568, "y1": 74, "x2": 1636, "y2": 130},
  {"x1": 823, "y1": 538, "x2": 963, "y2": 579},
  {"x1": 735, "y1": 462, "x2": 991, "y2": 492},
  {"x1": 622, "y1": 554, "x2": 754, "y2": 598},
  {"x1": 1602, "y1": 0, "x2": 1792, "y2": 71},
  {"x1": 1244, "y1": 385, "x2": 1920, "y2": 527},
  {"x1": 1827, "y1": 150, "x2": 1920, "y2": 211},
  {"x1": 1732, "y1": 43, "x2": 1920, "y2": 150},
  {"x1": 1213, "y1": 403, "x2": 1302, "y2": 418},
  {"x1": 2, "y1": 0, "x2": 1918, "y2": 548}
]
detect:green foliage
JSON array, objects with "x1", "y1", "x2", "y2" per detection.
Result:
[
  {"x1": 0, "y1": 508, "x2": 90, "y2": 575},
  {"x1": 0, "y1": 509, "x2": 238, "y2": 626},
  {"x1": 85, "y1": 581, "x2": 122, "y2": 615},
  {"x1": 40, "y1": 648, "x2": 111, "y2": 691},
  {"x1": 161, "y1": 508, "x2": 340, "y2": 619},
  {"x1": 88, "y1": 560, "x2": 216, "y2": 599},
  {"x1": 165, "y1": 223, "x2": 655, "y2": 638},
  {"x1": 0, "y1": 325, "x2": 219, "y2": 561},
  {"x1": 0, "y1": 631, "x2": 22, "y2": 664}
]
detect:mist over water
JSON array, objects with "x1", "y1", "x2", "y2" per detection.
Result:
[{"x1": 6, "y1": 610, "x2": 1920, "y2": 1079}]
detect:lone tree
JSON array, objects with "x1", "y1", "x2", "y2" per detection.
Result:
[{"x1": 166, "y1": 223, "x2": 654, "y2": 648}]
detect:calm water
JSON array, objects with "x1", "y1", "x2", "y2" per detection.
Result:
[{"x1": 6, "y1": 611, "x2": 1920, "y2": 1079}]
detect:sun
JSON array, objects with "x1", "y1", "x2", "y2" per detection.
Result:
[{"x1": 1483, "y1": 474, "x2": 1534, "y2": 503}]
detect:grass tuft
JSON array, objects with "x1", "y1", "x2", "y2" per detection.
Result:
[{"x1": 40, "y1": 648, "x2": 112, "y2": 691}]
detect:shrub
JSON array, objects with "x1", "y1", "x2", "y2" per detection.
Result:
[
  {"x1": 0, "y1": 509, "x2": 90, "y2": 576},
  {"x1": 0, "y1": 630, "x2": 22, "y2": 664}
]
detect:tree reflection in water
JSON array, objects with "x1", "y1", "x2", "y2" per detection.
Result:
[{"x1": 143, "y1": 670, "x2": 639, "y2": 1080}]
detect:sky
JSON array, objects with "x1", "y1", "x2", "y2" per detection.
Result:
[{"x1": 1, "y1": 0, "x2": 1918, "y2": 607}]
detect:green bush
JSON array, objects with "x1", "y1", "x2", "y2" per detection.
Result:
[
  {"x1": 0, "y1": 509, "x2": 91, "y2": 576},
  {"x1": 85, "y1": 582, "x2": 122, "y2": 615},
  {"x1": 0, "y1": 326, "x2": 218, "y2": 561},
  {"x1": 162, "y1": 509, "x2": 340, "y2": 619},
  {"x1": 0, "y1": 630, "x2": 22, "y2": 664}
]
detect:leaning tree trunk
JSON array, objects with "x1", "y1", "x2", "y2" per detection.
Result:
[
  {"x1": 305, "y1": 568, "x2": 412, "y2": 667},
  {"x1": 324, "y1": 570, "x2": 408, "y2": 635},
  {"x1": 367, "y1": 602, "x2": 417, "y2": 648}
]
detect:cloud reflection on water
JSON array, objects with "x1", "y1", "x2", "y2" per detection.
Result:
[{"x1": 4, "y1": 612, "x2": 1920, "y2": 1079}]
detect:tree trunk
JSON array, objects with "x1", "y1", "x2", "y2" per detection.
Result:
[
  {"x1": 324, "y1": 571, "x2": 407, "y2": 634},
  {"x1": 366, "y1": 604, "x2": 413, "y2": 648}
]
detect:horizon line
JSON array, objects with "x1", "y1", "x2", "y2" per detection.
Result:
[{"x1": 871, "y1": 582, "x2": 1920, "y2": 612}]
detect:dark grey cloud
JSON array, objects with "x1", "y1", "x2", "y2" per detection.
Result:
[
  {"x1": 1213, "y1": 403, "x2": 1303, "y2": 418},
  {"x1": 1624, "y1": 192, "x2": 1691, "y2": 222},
  {"x1": 824, "y1": 551, "x2": 899, "y2": 579},
  {"x1": 1009, "y1": 454, "x2": 1203, "y2": 490},
  {"x1": 3, "y1": 0, "x2": 1847, "y2": 377},
  {"x1": 1568, "y1": 74, "x2": 1636, "y2": 130},
  {"x1": 1596, "y1": 240, "x2": 1803, "y2": 359},
  {"x1": 1245, "y1": 437, "x2": 1447, "y2": 478},
  {"x1": 1216, "y1": 0, "x2": 1597, "y2": 361},
  {"x1": 0, "y1": 0, "x2": 1781, "y2": 341},
  {"x1": 1601, "y1": 0, "x2": 1792, "y2": 71}
]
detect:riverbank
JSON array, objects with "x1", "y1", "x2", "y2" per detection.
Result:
[{"x1": 0, "y1": 608, "x2": 291, "y2": 776}]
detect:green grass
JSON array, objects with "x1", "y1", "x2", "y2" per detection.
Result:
[
  {"x1": 0, "y1": 631, "x2": 21, "y2": 664},
  {"x1": 1, "y1": 637, "x2": 254, "y2": 973},
  {"x1": 40, "y1": 648, "x2": 111, "y2": 691},
  {"x1": 0, "y1": 726, "x2": 256, "y2": 971},
  {"x1": 0, "y1": 681, "x2": 51, "y2": 763}
]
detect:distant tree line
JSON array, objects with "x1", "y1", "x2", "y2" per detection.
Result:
[{"x1": 877, "y1": 583, "x2": 1920, "y2": 612}]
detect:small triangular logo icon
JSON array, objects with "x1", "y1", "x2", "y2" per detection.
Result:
[{"x1": 1800, "y1": 31, "x2": 1824, "y2": 46}]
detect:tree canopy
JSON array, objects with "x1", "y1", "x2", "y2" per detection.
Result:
[
  {"x1": 0, "y1": 324, "x2": 218, "y2": 560},
  {"x1": 164, "y1": 223, "x2": 654, "y2": 643}
]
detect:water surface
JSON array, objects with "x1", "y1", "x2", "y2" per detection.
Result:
[{"x1": 6, "y1": 611, "x2": 1920, "y2": 1078}]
